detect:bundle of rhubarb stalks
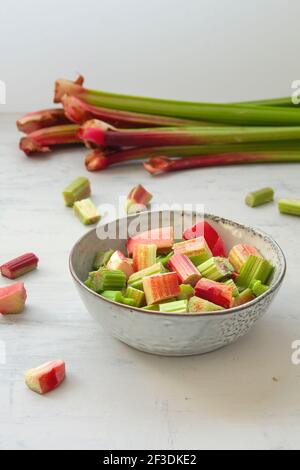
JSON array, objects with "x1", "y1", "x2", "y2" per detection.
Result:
[{"x1": 17, "y1": 76, "x2": 300, "y2": 175}]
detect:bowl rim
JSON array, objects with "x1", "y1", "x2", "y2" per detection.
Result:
[{"x1": 69, "y1": 211, "x2": 287, "y2": 318}]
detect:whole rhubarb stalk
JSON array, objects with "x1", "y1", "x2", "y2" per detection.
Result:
[
  {"x1": 17, "y1": 109, "x2": 71, "y2": 134},
  {"x1": 143, "y1": 152, "x2": 300, "y2": 175},
  {"x1": 62, "y1": 95, "x2": 208, "y2": 128},
  {"x1": 20, "y1": 124, "x2": 81, "y2": 155},
  {"x1": 78, "y1": 123, "x2": 300, "y2": 149},
  {"x1": 54, "y1": 77, "x2": 300, "y2": 126}
]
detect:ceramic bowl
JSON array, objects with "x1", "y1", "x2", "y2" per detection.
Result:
[{"x1": 69, "y1": 211, "x2": 286, "y2": 356}]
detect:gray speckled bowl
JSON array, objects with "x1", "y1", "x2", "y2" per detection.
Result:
[{"x1": 69, "y1": 211, "x2": 286, "y2": 356}]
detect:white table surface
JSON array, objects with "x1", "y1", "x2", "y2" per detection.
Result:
[{"x1": 1, "y1": 113, "x2": 300, "y2": 451}]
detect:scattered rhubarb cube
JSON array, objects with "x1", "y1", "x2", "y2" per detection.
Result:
[
  {"x1": 168, "y1": 254, "x2": 201, "y2": 286},
  {"x1": 0, "y1": 282, "x2": 27, "y2": 315},
  {"x1": 133, "y1": 244, "x2": 157, "y2": 271},
  {"x1": 195, "y1": 278, "x2": 234, "y2": 309},
  {"x1": 63, "y1": 176, "x2": 91, "y2": 207},
  {"x1": 107, "y1": 250, "x2": 134, "y2": 279},
  {"x1": 183, "y1": 220, "x2": 226, "y2": 256},
  {"x1": 1, "y1": 253, "x2": 39, "y2": 279},
  {"x1": 25, "y1": 360, "x2": 65, "y2": 395},
  {"x1": 143, "y1": 272, "x2": 180, "y2": 305},
  {"x1": 73, "y1": 198, "x2": 100, "y2": 225},
  {"x1": 234, "y1": 289, "x2": 255, "y2": 307},
  {"x1": 188, "y1": 296, "x2": 224, "y2": 313},
  {"x1": 173, "y1": 236, "x2": 212, "y2": 263},
  {"x1": 126, "y1": 184, "x2": 153, "y2": 214},
  {"x1": 198, "y1": 257, "x2": 233, "y2": 282},
  {"x1": 228, "y1": 244, "x2": 262, "y2": 273},
  {"x1": 127, "y1": 226, "x2": 174, "y2": 256}
]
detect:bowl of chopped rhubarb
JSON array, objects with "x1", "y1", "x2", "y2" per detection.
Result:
[{"x1": 69, "y1": 211, "x2": 286, "y2": 356}]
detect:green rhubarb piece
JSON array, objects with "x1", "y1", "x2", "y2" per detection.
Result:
[
  {"x1": 93, "y1": 250, "x2": 114, "y2": 270},
  {"x1": 189, "y1": 255, "x2": 206, "y2": 266},
  {"x1": 224, "y1": 279, "x2": 239, "y2": 297},
  {"x1": 63, "y1": 177, "x2": 91, "y2": 207},
  {"x1": 142, "y1": 304, "x2": 160, "y2": 311},
  {"x1": 188, "y1": 296, "x2": 223, "y2": 313},
  {"x1": 234, "y1": 288, "x2": 255, "y2": 307},
  {"x1": 101, "y1": 290, "x2": 124, "y2": 303},
  {"x1": 278, "y1": 199, "x2": 300, "y2": 217},
  {"x1": 250, "y1": 280, "x2": 270, "y2": 297},
  {"x1": 198, "y1": 257, "x2": 233, "y2": 281},
  {"x1": 87, "y1": 269, "x2": 126, "y2": 293},
  {"x1": 73, "y1": 198, "x2": 100, "y2": 225},
  {"x1": 236, "y1": 255, "x2": 273, "y2": 288},
  {"x1": 101, "y1": 290, "x2": 137, "y2": 307},
  {"x1": 177, "y1": 284, "x2": 195, "y2": 300},
  {"x1": 159, "y1": 300, "x2": 188, "y2": 314},
  {"x1": 245, "y1": 187, "x2": 274, "y2": 208},
  {"x1": 125, "y1": 286, "x2": 146, "y2": 307},
  {"x1": 156, "y1": 251, "x2": 174, "y2": 267},
  {"x1": 128, "y1": 262, "x2": 165, "y2": 290}
]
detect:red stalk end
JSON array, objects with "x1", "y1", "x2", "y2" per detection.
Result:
[
  {"x1": 85, "y1": 150, "x2": 110, "y2": 172},
  {"x1": 17, "y1": 109, "x2": 70, "y2": 135},
  {"x1": 19, "y1": 125, "x2": 81, "y2": 156}
]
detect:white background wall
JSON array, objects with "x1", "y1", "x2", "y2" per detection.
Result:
[{"x1": 1, "y1": 0, "x2": 299, "y2": 112}]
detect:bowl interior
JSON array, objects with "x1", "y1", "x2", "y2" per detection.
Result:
[{"x1": 70, "y1": 211, "x2": 286, "y2": 294}]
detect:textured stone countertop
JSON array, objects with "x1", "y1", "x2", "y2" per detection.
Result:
[{"x1": 1, "y1": 113, "x2": 300, "y2": 450}]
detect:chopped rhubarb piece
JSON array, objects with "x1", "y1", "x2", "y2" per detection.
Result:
[
  {"x1": 63, "y1": 176, "x2": 91, "y2": 207},
  {"x1": 173, "y1": 236, "x2": 212, "y2": 263},
  {"x1": 195, "y1": 278, "x2": 234, "y2": 309},
  {"x1": 101, "y1": 290, "x2": 136, "y2": 307},
  {"x1": 250, "y1": 280, "x2": 270, "y2": 297},
  {"x1": 198, "y1": 257, "x2": 233, "y2": 282},
  {"x1": 236, "y1": 255, "x2": 273, "y2": 288},
  {"x1": 93, "y1": 250, "x2": 114, "y2": 270},
  {"x1": 212, "y1": 237, "x2": 227, "y2": 257},
  {"x1": 234, "y1": 289, "x2": 255, "y2": 307},
  {"x1": 73, "y1": 198, "x2": 100, "y2": 225},
  {"x1": 143, "y1": 272, "x2": 180, "y2": 305},
  {"x1": 107, "y1": 250, "x2": 134, "y2": 279},
  {"x1": 125, "y1": 286, "x2": 146, "y2": 308},
  {"x1": 177, "y1": 284, "x2": 195, "y2": 300},
  {"x1": 168, "y1": 254, "x2": 201, "y2": 286},
  {"x1": 224, "y1": 279, "x2": 239, "y2": 297},
  {"x1": 133, "y1": 244, "x2": 157, "y2": 272},
  {"x1": 87, "y1": 269, "x2": 127, "y2": 293},
  {"x1": 126, "y1": 184, "x2": 153, "y2": 214},
  {"x1": 127, "y1": 226, "x2": 174, "y2": 256},
  {"x1": 25, "y1": 360, "x2": 65, "y2": 395},
  {"x1": 159, "y1": 300, "x2": 188, "y2": 313},
  {"x1": 0, "y1": 282, "x2": 27, "y2": 315},
  {"x1": 278, "y1": 199, "x2": 300, "y2": 217},
  {"x1": 1, "y1": 253, "x2": 39, "y2": 279},
  {"x1": 128, "y1": 262, "x2": 165, "y2": 290},
  {"x1": 143, "y1": 304, "x2": 160, "y2": 312},
  {"x1": 245, "y1": 187, "x2": 274, "y2": 208},
  {"x1": 228, "y1": 244, "x2": 262, "y2": 272},
  {"x1": 188, "y1": 296, "x2": 224, "y2": 313}
]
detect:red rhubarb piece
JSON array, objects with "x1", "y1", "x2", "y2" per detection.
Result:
[
  {"x1": 25, "y1": 360, "x2": 66, "y2": 395},
  {"x1": 0, "y1": 282, "x2": 27, "y2": 315},
  {"x1": 127, "y1": 226, "x2": 174, "y2": 256},
  {"x1": 195, "y1": 278, "x2": 234, "y2": 309},
  {"x1": 1, "y1": 253, "x2": 39, "y2": 279}
]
